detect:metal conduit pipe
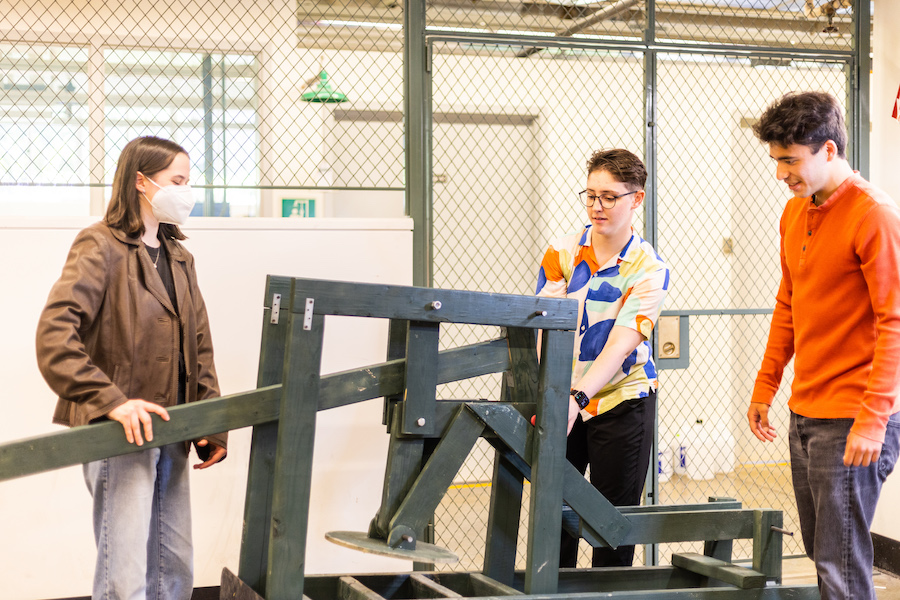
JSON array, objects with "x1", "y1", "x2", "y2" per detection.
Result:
[{"x1": 515, "y1": 0, "x2": 640, "y2": 57}]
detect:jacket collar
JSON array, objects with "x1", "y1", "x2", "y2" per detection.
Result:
[
  {"x1": 107, "y1": 222, "x2": 186, "y2": 316},
  {"x1": 107, "y1": 222, "x2": 188, "y2": 262}
]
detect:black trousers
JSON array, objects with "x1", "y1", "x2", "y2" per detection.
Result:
[{"x1": 559, "y1": 391, "x2": 657, "y2": 568}]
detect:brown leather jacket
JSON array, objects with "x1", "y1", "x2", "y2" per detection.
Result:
[{"x1": 36, "y1": 221, "x2": 226, "y2": 450}]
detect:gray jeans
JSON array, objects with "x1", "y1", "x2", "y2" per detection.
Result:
[{"x1": 790, "y1": 411, "x2": 900, "y2": 600}]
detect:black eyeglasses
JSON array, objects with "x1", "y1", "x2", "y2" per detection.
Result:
[{"x1": 578, "y1": 189, "x2": 637, "y2": 209}]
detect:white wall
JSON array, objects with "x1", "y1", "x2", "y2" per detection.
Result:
[
  {"x1": 0, "y1": 216, "x2": 414, "y2": 600},
  {"x1": 870, "y1": 0, "x2": 900, "y2": 542}
]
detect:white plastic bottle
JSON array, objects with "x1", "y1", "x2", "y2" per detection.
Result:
[{"x1": 686, "y1": 418, "x2": 717, "y2": 480}]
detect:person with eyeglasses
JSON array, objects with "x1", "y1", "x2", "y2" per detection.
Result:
[{"x1": 535, "y1": 148, "x2": 670, "y2": 567}]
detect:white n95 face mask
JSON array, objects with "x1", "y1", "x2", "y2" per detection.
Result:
[{"x1": 141, "y1": 175, "x2": 195, "y2": 225}]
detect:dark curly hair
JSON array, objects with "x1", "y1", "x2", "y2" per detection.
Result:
[
  {"x1": 586, "y1": 148, "x2": 647, "y2": 191},
  {"x1": 753, "y1": 91, "x2": 847, "y2": 159}
]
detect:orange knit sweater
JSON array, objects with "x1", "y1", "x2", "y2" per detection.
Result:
[{"x1": 751, "y1": 174, "x2": 900, "y2": 443}]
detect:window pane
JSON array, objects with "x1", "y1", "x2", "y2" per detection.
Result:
[
  {"x1": 0, "y1": 43, "x2": 90, "y2": 215},
  {"x1": 104, "y1": 49, "x2": 260, "y2": 217}
]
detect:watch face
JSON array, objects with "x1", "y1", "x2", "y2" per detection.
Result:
[{"x1": 572, "y1": 390, "x2": 590, "y2": 409}]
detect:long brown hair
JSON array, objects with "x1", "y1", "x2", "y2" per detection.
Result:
[{"x1": 105, "y1": 136, "x2": 189, "y2": 240}]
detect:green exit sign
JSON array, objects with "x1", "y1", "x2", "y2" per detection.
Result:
[{"x1": 282, "y1": 198, "x2": 316, "y2": 218}]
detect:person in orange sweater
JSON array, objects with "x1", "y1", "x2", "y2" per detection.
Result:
[{"x1": 748, "y1": 91, "x2": 900, "y2": 600}]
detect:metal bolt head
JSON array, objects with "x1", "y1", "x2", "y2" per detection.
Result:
[
  {"x1": 430, "y1": 300, "x2": 442, "y2": 310},
  {"x1": 417, "y1": 417, "x2": 426, "y2": 427}
]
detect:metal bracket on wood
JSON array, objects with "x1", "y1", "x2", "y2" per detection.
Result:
[
  {"x1": 303, "y1": 298, "x2": 314, "y2": 330},
  {"x1": 270, "y1": 293, "x2": 281, "y2": 325}
]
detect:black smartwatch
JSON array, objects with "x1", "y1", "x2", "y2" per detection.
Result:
[{"x1": 570, "y1": 389, "x2": 590, "y2": 410}]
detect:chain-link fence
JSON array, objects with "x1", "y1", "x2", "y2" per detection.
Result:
[
  {"x1": 430, "y1": 42, "x2": 645, "y2": 568},
  {"x1": 3, "y1": 0, "x2": 865, "y2": 576},
  {"x1": 427, "y1": 1, "x2": 861, "y2": 570},
  {"x1": 0, "y1": 0, "x2": 404, "y2": 218},
  {"x1": 653, "y1": 52, "x2": 848, "y2": 561}
]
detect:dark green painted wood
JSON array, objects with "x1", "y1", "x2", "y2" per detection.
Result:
[
  {"x1": 753, "y1": 510, "x2": 783, "y2": 581},
  {"x1": 554, "y1": 566, "x2": 705, "y2": 592},
  {"x1": 618, "y1": 501, "x2": 742, "y2": 514},
  {"x1": 408, "y1": 573, "x2": 462, "y2": 598},
  {"x1": 265, "y1": 309, "x2": 325, "y2": 600},
  {"x1": 289, "y1": 278, "x2": 578, "y2": 330},
  {"x1": 467, "y1": 403, "x2": 630, "y2": 549},
  {"x1": 221, "y1": 567, "x2": 266, "y2": 600},
  {"x1": 304, "y1": 569, "x2": 820, "y2": 599},
  {"x1": 389, "y1": 406, "x2": 485, "y2": 540},
  {"x1": 703, "y1": 539, "x2": 734, "y2": 563},
  {"x1": 561, "y1": 465, "x2": 631, "y2": 548},
  {"x1": 400, "y1": 321, "x2": 440, "y2": 435},
  {"x1": 469, "y1": 573, "x2": 523, "y2": 596},
  {"x1": 338, "y1": 576, "x2": 386, "y2": 600},
  {"x1": 303, "y1": 573, "x2": 409, "y2": 599},
  {"x1": 483, "y1": 451, "x2": 525, "y2": 586},
  {"x1": 503, "y1": 327, "x2": 539, "y2": 404},
  {"x1": 371, "y1": 408, "x2": 425, "y2": 539},
  {"x1": 524, "y1": 328, "x2": 572, "y2": 595},
  {"x1": 582, "y1": 510, "x2": 756, "y2": 548},
  {"x1": 0, "y1": 385, "x2": 280, "y2": 482},
  {"x1": 383, "y1": 319, "x2": 409, "y2": 427},
  {"x1": 0, "y1": 340, "x2": 512, "y2": 483},
  {"x1": 320, "y1": 339, "x2": 510, "y2": 413},
  {"x1": 672, "y1": 553, "x2": 766, "y2": 589},
  {"x1": 239, "y1": 275, "x2": 293, "y2": 594}
]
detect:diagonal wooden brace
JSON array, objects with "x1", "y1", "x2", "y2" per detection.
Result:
[
  {"x1": 466, "y1": 403, "x2": 632, "y2": 549},
  {"x1": 386, "y1": 405, "x2": 485, "y2": 548}
]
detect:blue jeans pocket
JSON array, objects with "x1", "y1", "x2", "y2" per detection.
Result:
[{"x1": 878, "y1": 421, "x2": 900, "y2": 481}]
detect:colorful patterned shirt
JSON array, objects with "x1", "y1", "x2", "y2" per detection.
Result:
[{"x1": 536, "y1": 226, "x2": 670, "y2": 418}]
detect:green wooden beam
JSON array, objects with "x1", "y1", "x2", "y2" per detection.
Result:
[
  {"x1": 388, "y1": 406, "x2": 484, "y2": 545},
  {"x1": 0, "y1": 338, "x2": 511, "y2": 484},
  {"x1": 239, "y1": 275, "x2": 293, "y2": 594},
  {"x1": 524, "y1": 328, "x2": 572, "y2": 595},
  {"x1": 400, "y1": 321, "x2": 440, "y2": 435},
  {"x1": 671, "y1": 553, "x2": 766, "y2": 589},
  {"x1": 408, "y1": 573, "x2": 460, "y2": 598},
  {"x1": 483, "y1": 451, "x2": 525, "y2": 586},
  {"x1": 290, "y1": 278, "x2": 577, "y2": 330},
  {"x1": 468, "y1": 572, "x2": 523, "y2": 596},
  {"x1": 338, "y1": 576, "x2": 386, "y2": 600},
  {"x1": 383, "y1": 319, "x2": 408, "y2": 427},
  {"x1": 467, "y1": 403, "x2": 631, "y2": 549},
  {"x1": 265, "y1": 309, "x2": 325, "y2": 600},
  {"x1": 321, "y1": 338, "x2": 510, "y2": 412},
  {"x1": 0, "y1": 385, "x2": 280, "y2": 482},
  {"x1": 371, "y1": 407, "x2": 426, "y2": 540},
  {"x1": 752, "y1": 509, "x2": 783, "y2": 581},
  {"x1": 503, "y1": 327, "x2": 539, "y2": 403},
  {"x1": 585, "y1": 509, "x2": 756, "y2": 548}
]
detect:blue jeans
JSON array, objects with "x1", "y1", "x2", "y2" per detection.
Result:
[
  {"x1": 83, "y1": 444, "x2": 193, "y2": 600},
  {"x1": 790, "y1": 411, "x2": 900, "y2": 600}
]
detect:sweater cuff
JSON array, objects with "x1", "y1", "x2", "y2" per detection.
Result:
[
  {"x1": 850, "y1": 409, "x2": 888, "y2": 444},
  {"x1": 750, "y1": 380, "x2": 777, "y2": 407}
]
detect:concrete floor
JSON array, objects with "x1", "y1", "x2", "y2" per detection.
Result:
[
  {"x1": 433, "y1": 464, "x2": 900, "y2": 596},
  {"x1": 782, "y1": 556, "x2": 900, "y2": 598}
]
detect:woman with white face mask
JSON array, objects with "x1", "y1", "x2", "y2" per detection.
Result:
[{"x1": 36, "y1": 136, "x2": 226, "y2": 600}]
